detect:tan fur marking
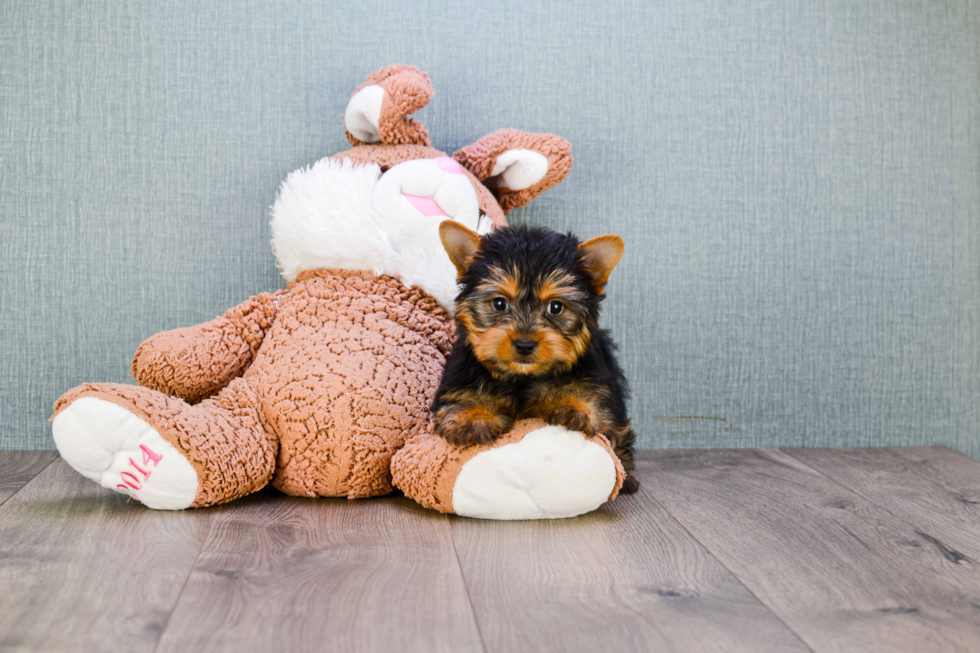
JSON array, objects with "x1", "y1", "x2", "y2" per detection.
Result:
[
  {"x1": 537, "y1": 270, "x2": 581, "y2": 304},
  {"x1": 455, "y1": 306, "x2": 483, "y2": 337},
  {"x1": 467, "y1": 320, "x2": 591, "y2": 378},
  {"x1": 468, "y1": 324, "x2": 517, "y2": 375},
  {"x1": 472, "y1": 265, "x2": 521, "y2": 301},
  {"x1": 495, "y1": 267, "x2": 521, "y2": 301}
]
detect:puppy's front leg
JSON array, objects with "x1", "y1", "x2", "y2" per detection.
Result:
[
  {"x1": 433, "y1": 387, "x2": 516, "y2": 447},
  {"x1": 522, "y1": 380, "x2": 610, "y2": 437},
  {"x1": 524, "y1": 379, "x2": 641, "y2": 494}
]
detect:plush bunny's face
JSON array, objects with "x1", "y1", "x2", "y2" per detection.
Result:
[
  {"x1": 372, "y1": 156, "x2": 490, "y2": 234},
  {"x1": 270, "y1": 65, "x2": 572, "y2": 313}
]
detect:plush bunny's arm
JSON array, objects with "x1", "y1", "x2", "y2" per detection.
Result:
[
  {"x1": 131, "y1": 291, "x2": 284, "y2": 404},
  {"x1": 392, "y1": 420, "x2": 625, "y2": 520}
]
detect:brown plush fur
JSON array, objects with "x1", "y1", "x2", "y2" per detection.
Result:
[
  {"x1": 454, "y1": 129, "x2": 573, "y2": 214},
  {"x1": 56, "y1": 270, "x2": 454, "y2": 506},
  {"x1": 53, "y1": 65, "x2": 588, "y2": 511},
  {"x1": 345, "y1": 64, "x2": 433, "y2": 147}
]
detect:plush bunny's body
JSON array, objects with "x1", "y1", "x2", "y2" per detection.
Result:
[
  {"x1": 51, "y1": 66, "x2": 625, "y2": 519},
  {"x1": 55, "y1": 268, "x2": 451, "y2": 508}
]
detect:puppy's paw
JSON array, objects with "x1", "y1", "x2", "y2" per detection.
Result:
[
  {"x1": 434, "y1": 405, "x2": 513, "y2": 447},
  {"x1": 439, "y1": 420, "x2": 500, "y2": 447},
  {"x1": 620, "y1": 473, "x2": 641, "y2": 495},
  {"x1": 542, "y1": 403, "x2": 597, "y2": 437}
]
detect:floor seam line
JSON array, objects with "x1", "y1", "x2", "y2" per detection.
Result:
[
  {"x1": 447, "y1": 515, "x2": 489, "y2": 653},
  {"x1": 779, "y1": 448, "x2": 978, "y2": 564},
  {"x1": 0, "y1": 453, "x2": 60, "y2": 510},
  {"x1": 637, "y1": 456, "x2": 818, "y2": 653},
  {"x1": 151, "y1": 518, "x2": 212, "y2": 653}
]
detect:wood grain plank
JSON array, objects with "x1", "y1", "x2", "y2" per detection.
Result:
[
  {"x1": 0, "y1": 450, "x2": 58, "y2": 506},
  {"x1": 785, "y1": 447, "x2": 980, "y2": 561},
  {"x1": 0, "y1": 459, "x2": 212, "y2": 652},
  {"x1": 639, "y1": 449, "x2": 980, "y2": 653},
  {"x1": 891, "y1": 447, "x2": 980, "y2": 499},
  {"x1": 450, "y1": 468, "x2": 811, "y2": 653},
  {"x1": 155, "y1": 491, "x2": 484, "y2": 653}
]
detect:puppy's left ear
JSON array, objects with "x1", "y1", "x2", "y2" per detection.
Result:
[
  {"x1": 440, "y1": 220, "x2": 482, "y2": 277},
  {"x1": 577, "y1": 235, "x2": 624, "y2": 294},
  {"x1": 453, "y1": 129, "x2": 572, "y2": 215}
]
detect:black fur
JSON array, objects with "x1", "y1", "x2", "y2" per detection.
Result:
[{"x1": 433, "y1": 225, "x2": 638, "y2": 489}]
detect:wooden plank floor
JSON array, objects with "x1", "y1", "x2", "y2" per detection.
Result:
[{"x1": 2, "y1": 448, "x2": 980, "y2": 652}]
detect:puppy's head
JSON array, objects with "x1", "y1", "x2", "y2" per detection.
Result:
[{"x1": 439, "y1": 222, "x2": 623, "y2": 378}]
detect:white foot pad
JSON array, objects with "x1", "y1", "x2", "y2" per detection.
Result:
[
  {"x1": 52, "y1": 397, "x2": 199, "y2": 510},
  {"x1": 452, "y1": 425, "x2": 618, "y2": 520}
]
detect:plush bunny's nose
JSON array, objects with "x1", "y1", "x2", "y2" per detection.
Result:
[{"x1": 435, "y1": 156, "x2": 463, "y2": 174}]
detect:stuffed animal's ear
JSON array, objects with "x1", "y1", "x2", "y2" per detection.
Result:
[
  {"x1": 344, "y1": 65, "x2": 433, "y2": 146},
  {"x1": 577, "y1": 235, "x2": 624, "y2": 294},
  {"x1": 439, "y1": 220, "x2": 482, "y2": 277},
  {"x1": 453, "y1": 129, "x2": 572, "y2": 214}
]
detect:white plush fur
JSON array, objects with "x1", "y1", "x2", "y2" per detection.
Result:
[
  {"x1": 372, "y1": 158, "x2": 484, "y2": 311},
  {"x1": 271, "y1": 158, "x2": 393, "y2": 281},
  {"x1": 52, "y1": 397, "x2": 199, "y2": 510},
  {"x1": 271, "y1": 156, "x2": 488, "y2": 312},
  {"x1": 452, "y1": 425, "x2": 618, "y2": 520}
]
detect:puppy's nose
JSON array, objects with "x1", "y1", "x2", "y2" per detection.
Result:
[{"x1": 513, "y1": 338, "x2": 537, "y2": 356}]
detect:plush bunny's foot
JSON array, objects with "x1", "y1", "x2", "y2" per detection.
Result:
[
  {"x1": 452, "y1": 425, "x2": 622, "y2": 519},
  {"x1": 392, "y1": 419, "x2": 625, "y2": 520},
  {"x1": 52, "y1": 380, "x2": 277, "y2": 509},
  {"x1": 52, "y1": 396, "x2": 198, "y2": 509}
]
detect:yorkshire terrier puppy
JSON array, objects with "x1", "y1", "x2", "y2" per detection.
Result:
[{"x1": 433, "y1": 222, "x2": 639, "y2": 493}]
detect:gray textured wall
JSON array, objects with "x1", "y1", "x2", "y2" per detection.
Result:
[{"x1": 2, "y1": 0, "x2": 978, "y2": 454}]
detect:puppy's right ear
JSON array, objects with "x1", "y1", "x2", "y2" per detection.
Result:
[
  {"x1": 439, "y1": 221, "x2": 482, "y2": 277},
  {"x1": 577, "y1": 235, "x2": 624, "y2": 295}
]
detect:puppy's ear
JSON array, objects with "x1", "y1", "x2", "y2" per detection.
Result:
[
  {"x1": 440, "y1": 221, "x2": 482, "y2": 277},
  {"x1": 577, "y1": 235, "x2": 624, "y2": 294}
]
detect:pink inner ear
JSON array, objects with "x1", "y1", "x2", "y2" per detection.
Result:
[
  {"x1": 403, "y1": 193, "x2": 449, "y2": 217},
  {"x1": 434, "y1": 156, "x2": 463, "y2": 174}
]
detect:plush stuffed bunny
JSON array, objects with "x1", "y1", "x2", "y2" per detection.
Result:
[{"x1": 51, "y1": 65, "x2": 625, "y2": 519}]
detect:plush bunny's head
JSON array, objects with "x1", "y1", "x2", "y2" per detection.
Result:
[{"x1": 271, "y1": 65, "x2": 572, "y2": 312}]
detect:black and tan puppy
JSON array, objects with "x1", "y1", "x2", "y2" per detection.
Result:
[{"x1": 434, "y1": 222, "x2": 638, "y2": 493}]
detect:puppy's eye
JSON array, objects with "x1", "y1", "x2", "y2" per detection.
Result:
[
  {"x1": 492, "y1": 297, "x2": 508, "y2": 312},
  {"x1": 548, "y1": 300, "x2": 564, "y2": 316}
]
